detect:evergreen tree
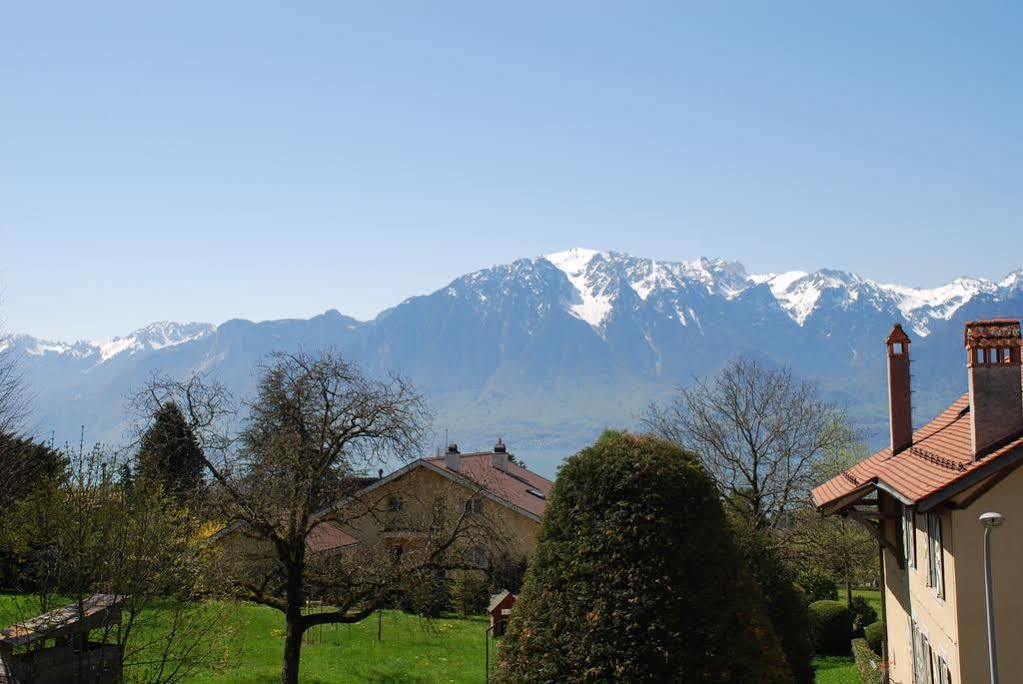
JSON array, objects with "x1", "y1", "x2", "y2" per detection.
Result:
[
  {"x1": 137, "y1": 401, "x2": 204, "y2": 498},
  {"x1": 497, "y1": 431, "x2": 791, "y2": 683}
]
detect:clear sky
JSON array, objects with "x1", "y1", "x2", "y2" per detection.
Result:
[{"x1": 3, "y1": 2, "x2": 1022, "y2": 341}]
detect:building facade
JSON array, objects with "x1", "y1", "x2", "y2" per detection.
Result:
[
  {"x1": 324, "y1": 440, "x2": 552, "y2": 568},
  {"x1": 814, "y1": 320, "x2": 1023, "y2": 684}
]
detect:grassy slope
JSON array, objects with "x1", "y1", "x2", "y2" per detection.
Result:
[{"x1": 3, "y1": 592, "x2": 883, "y2": 682}]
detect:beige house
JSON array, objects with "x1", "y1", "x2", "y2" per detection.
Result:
[
  {"x1": 323, "y1": 440, "x2": 553, "y2": 567},
  {"x1": 814, "y1": 319, "x2": 1023, "y2": 684}
]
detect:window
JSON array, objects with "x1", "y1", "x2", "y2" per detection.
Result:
[
  {"x1": 464, "y1": 497, "x2": 483, "y2": 515},
  {"x1": 468, "y1": 546, "x2": 487, "y2": 567},
  {"x1": 926, "y1": 513, "x2": 945, "y2": 598},
  {"x1": 911, "y1": 620, "x2": 925, "y2": 684},
  {"x1": 937, "y1": 655, "x2": 951, "y2": 684},
  {"x1": 387, "y1": 495, "x2": 405, "y2": 513},
  {"x1": 903, "y1": 505, "x2": 916, "y2": 567}
]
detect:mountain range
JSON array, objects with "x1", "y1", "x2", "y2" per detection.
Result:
[{"x1": 5, "y1": 248, "x2": 1023, "y2": 477}]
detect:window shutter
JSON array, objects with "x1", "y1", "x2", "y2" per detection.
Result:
[
  {"x1": 926, "y1": 514, "x2": 935, "y2": 587},
  {"x1": 911, "y1": 511, "x2": 918, "y2": 568},
  {"x1": 936, "y1": 516, "x2": 945, "y2": 599},
  {"x1": 903, "y1": 506, "x2": 912, "y2": 563}
]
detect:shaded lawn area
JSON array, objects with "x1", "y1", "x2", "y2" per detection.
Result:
[
  {"x1": 1, "y1": 594, "x2": 488, "y2": 683},
  {"x1": 812, "y1": 656, "x2": 859, "y2": 683}
]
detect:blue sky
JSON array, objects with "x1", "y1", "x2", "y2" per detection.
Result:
[{"x1": 3, "y1": 2, "x2": 1022, "y2": 340}]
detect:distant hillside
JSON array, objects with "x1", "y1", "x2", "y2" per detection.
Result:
[{"x1": 5, "y1": 248, "x2": 1022, "y2": 477}]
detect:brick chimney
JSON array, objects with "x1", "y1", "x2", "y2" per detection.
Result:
[
  {"x1": 886, "y1": 324, "x2": 913, "y2": 454},
  {"x1": 444, "y1": 443, "x2": 461, "y2": 471},
  {"x1": 965, "y1": 320, "x2": 1023, "y2": 457},
  {"x1": 491, "y1": 438, "x2": 509, "y2": 472}
]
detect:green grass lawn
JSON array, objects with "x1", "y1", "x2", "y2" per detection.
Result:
[
  {"x1": 2, "y1": 595, "x2": 489, "y2": 683},
  {"x1": 812, "y1": 656, "x2": 860, "y2": 683},
  {"x1": 3, "y1": 592, "x2": 879, "y2": 682},
  {"x1": 852, "y1": 587, "x2": 882, "y2": 615}
]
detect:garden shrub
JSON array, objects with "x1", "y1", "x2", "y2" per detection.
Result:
[
  {"x1": 496, "y1": 431, "x2": 791, "y2": 683},
  {"x1": 489, "y1": 551, "x2": 528, "y2": 594},
  {"x1": 797, "y1": 571, "x2": 838, "y2": 603},
  {"x1": 808, "y1": 600, "x2": 852, "y2": 655},
  {"x1": 399, "y1": 567, "x2": 449, "y2": 617},
  {"x1": 451, "y1": 570, "x2": 489, "y2": 616},
  {"x1": 851, "y1": 596, "x2": 878, "y2": 635},
  {"x1": 864, "y1": 621, "x2": 884, "y2": 655},
  {"x1": 852, "y1": 637, "x2": 884, "y2": 684}
]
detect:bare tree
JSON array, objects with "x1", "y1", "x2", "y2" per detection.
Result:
[
  {"x1": 137, "y1": 349, "x2": 495, "y2": 684},
  {"x1": 0, "y1": 323, "x2": 35, "y2": 506},
  {"x1": 791, "y1": 446, "x2": 879, "y2": 607},
  {"x1": 645, "y1": 356, "x2": 857, "y2": 530}
]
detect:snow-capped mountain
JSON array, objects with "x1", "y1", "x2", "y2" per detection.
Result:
[
  {"x1": 542, "y1": 248, "x2": 1016, "y2": 337},
  {"x1": 5, "y1": 249, "x2": 1022, "y2": 475},
  {"x1": 2, "y1": 321, "x2": 214, "y2": 364}
]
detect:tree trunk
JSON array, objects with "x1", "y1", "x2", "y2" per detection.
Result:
[
  {"x1": 846, "y1": 577, "x2": 853, "y2": 609},
  {"x1": 281, "y1": 567, "x2": 306, "y2": 684}
]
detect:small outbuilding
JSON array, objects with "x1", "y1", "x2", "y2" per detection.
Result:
[
  {"x1": 0, "y1": 594, "x2": 125, "y2": 683},
  {"x1": 488, "y1": 590, "x2": 517, "y2": 637}
]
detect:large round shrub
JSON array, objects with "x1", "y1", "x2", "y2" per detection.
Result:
[
  {"x1": 864, "y1": 621, "x2": 884, "y2": 655},
  {"x1": 808, "y1": 600, "x2": 852, "y2": 655},
  {"x1": 496, "y1": 431, "x2": 791, "y2": 683},
  {"x1": 797, "y1": 571, "x2": 839, "y2": 603}
]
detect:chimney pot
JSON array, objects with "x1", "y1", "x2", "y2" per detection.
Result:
[
  {"x1": 492, "y1": 439, "x2": 509, "y2": 472},
  {"x1": 445, "y1": 443, "x2": 461, "y2": 471},
  {"x1": 886, "y1": 324, "x2": 913, "y2": 454},
  {"x1": 965, "y1": 320, "x2": 1023, "y2": 456}
]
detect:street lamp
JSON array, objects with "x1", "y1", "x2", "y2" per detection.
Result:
[{"x1": 980, "y1": 511, "x2": 1005, "y2": 684}]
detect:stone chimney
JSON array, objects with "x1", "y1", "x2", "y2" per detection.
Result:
[
  {"x1": 491, "y1": 438, "x2": 509, "y2": 472},
  {"x1": 444, "y1": 443, "x2": 461, "y2": 471},
  {"x1": 886, "y1": 324, "x2": 913, "y2": 454},
  {"x1": 965, "y1": 320, "x2": 1023, "y2": 457}
]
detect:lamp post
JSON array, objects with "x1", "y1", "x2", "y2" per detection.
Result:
[{"x1": 980, "y1": 511, "x2": 1005, "y2": 684}]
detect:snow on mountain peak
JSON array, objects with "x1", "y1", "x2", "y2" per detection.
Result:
[
  {"x1": 544, "y1": 248, "x2": 615, "y2": 328},
  {"x1": 543, "y1": 248, "x2": 754, "y2": 329},
  {"x1": 96, "y1": 321, "x2": 214, "y2": 361}
]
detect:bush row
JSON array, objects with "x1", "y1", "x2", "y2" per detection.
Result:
[{"x1": 852, "y1": 638, "x2": 884, "y2": 684}]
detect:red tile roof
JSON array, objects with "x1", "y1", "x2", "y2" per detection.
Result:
[
  {"x1": 813, "y1": 393, "x2": 1023, "y2": 511},
  {"x1": 306, "y1": 521, "x2": 360, "y2": 554},
  {"x1": 426, "y1": 453, "x2": 553, "y2": 518}
]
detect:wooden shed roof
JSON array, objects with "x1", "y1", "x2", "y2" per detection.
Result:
[{"x1": 0, "y1": 594, "x2": 124, "y2": 650}]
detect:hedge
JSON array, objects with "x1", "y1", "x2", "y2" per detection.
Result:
[
  {"x1": 808, "y1": 600, "x2": 852, "y2": 655},
  {"x1": 864, "y1": 621, "x2": 884, "y2": 655},
  {"x1": 852, "y1": 638, "x2": 884, "y2": 684}
]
